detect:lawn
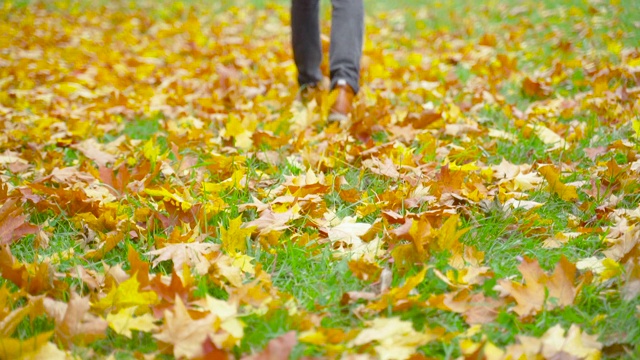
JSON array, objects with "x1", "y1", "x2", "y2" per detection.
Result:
[{"x1": 0, "y1": 0, "x2": 639, "y2": 359}]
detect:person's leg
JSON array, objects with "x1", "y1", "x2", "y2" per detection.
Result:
[
  {"x1": 291, "y1": 0, "x2": 323, "y2": 88},
  {"x1": 329, "y1": 0, "x2": 364, "y2": 93}
]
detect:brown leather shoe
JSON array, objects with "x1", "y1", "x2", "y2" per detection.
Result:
[
  {"x1": 296, "y1": 83, "x2": 323, "y2": 105},
  {"x1": 328, "y1": 79, "x2": 355, "y2": 123}
]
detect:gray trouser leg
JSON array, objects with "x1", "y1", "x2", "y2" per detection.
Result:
[
  {"x1": 329, "y1": 0, "x2": 364, "y2": 93},
  {"x1": 291, "y1": 0, "x2": 364, "y2": 93},
  {"x1": 291, "y1": 0, "x2": 323, "y2": 87}
]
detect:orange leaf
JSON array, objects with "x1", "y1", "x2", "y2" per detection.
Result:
[
  {"x1": 0, "y1": 198, "x2": 38, "y2": 245},
  {"x1": 348, "y1": 258, "x2": 382, "y2": 282},
  {"x1": 369, "y1": 268, "x2": 427, "y2": 312},
  {"x1": 0, "y1": 246, "x2": 59, "y2": 295},
  {"x1": 496, "y1": 256, "x2": 587, "y2": 318}
]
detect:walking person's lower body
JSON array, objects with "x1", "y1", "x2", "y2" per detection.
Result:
[{"x1": 291, "y1": 0, "x2": 364, "y2": 122}]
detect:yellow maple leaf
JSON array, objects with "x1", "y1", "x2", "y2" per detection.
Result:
[
  {"x1": 436, "y1": 215, "x2": 470, "y2": 254},
  {"x1": 106, "y1": 306, "x2": 158, "y2": 338},
  {"x1": 145, "y1": 187, "x2": 193, "y2": 211},
  {"x1": 600, "y1": 258, "x2": 622, "y2": 281},
  {"x1": 143, "y1": 138, "x2": 161, "y2": 163},
  {"x1": 225, "y1": 114, "x2": 245, "y2": 138},
  {"x1": 350, "y1": 317, "x2": 439, "y2": 360},
  {"x1": 298, "y1": 330, "x2": 327, "y2": 345},
  {"x1": 93, "y1": 276, "x2": 159, "y2": 313},
  {"x1": 220, "y1": 215, "x2": 255, "y2": 255},
  {"x1": 632, "y1": 118, "x2": 640, "y2": 139},
  {"x1": 231, "y1": 253, "x2": 256, "y2": 274},
  {"x1": 369, "y1": 267, "x2": 426, "y2": 312},
  {"x1": 0, "y1": 332, "x2": 56, "y2": 360},
  {"x1": 529, "y1": 123, "x2": 567, "y2": 149},
  {"x1": 200, "y1": 295, "x2": 245, "y2": 349},
  {"x1": 538, "y1": 165, "x2": 579, "y2": 202}
]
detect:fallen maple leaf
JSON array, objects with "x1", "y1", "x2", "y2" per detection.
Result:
[
  {"x1": 540, "y1": 324, "x2": 602, "y2": 359},
  {"x1": 350, "y1": 317, "x2": 440, "y2": 360},
  {"x1": 198, "y1": 295, "x2": 245, "y2": 349},
  {"x1": 324, "y1": 217, "x2": 382, "y2": 257},
  {"x1": 92, "y1": 276, "x2": 159, "y2": 313},
  {"x1": 0, "y1": 332, "x2": 56, "y2": 360},
  {"x1": 0, "y1": 246, "x2": 57, "y2": 295},
  {"x1": 538, "y1": 164, "x2": 579, "y2": 202},
  {"x1": 505, "y1": 324, "x2": 602, "y2": 359},
  {"x1": 243, "y1": 208, "x2": 297, "y2": 235},
  {"x1": 522, "y1": 76, "x2": 552, "y2": 97},
  {"x1": 72, "y1": 138, "x2": 117, "y2": 167},
  {"x1": 0, "y1": 198, "x2": 38, "y2": 245},
  {"x1": 154, "y1": 296, "x2": 217, "y2": 359},
  {"x1": 0, "y1": 296, "x2": 45, "y2": 338},
  {"x1": 435, "y1": 214, "x2": 470, "y2": 256},
  {"x1": 106, "y1": 306, "x2": 158, "y2": 338},
  {"x1": 496, "y1": 256, "x2": 589, "y2": 318},
  {"x1": 147, "y1": 242, "x2": 221, "y2": 275},
  {"x1": 242, "y1": 331, "x2": 297, "y2": 360},
  {"x1": 348, "y1": 258, "x2": 382, "y2": 282},
  {"x1": 362, "y1": 157, "x2": 401, "y2": 179},
  {"x1": 429, "y1": 289, "x2": 504, "y2": 325},
  {"x1": 44, "y1": 293, "x2": 108, "y2": 347},
  {"x1": 369, "y1": 267, "x2": 427, "y2": 312},
  {"x1": 529, "y1": 123, "x2": 568, "y2": 149},
  {"x1": 220, "y1": 215, "x2": 255, "y2": 255}
]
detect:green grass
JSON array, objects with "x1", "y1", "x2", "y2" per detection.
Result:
[{"x1": 2, "y1": 0, "x2": 639, "y2": 358}]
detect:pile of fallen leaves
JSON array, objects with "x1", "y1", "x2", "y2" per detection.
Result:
[{"x1": 1, "y1": 0, "x2": 639, "y2": 359}]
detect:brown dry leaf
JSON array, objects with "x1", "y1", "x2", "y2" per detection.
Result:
[
  {"x1": 0, "y1": 198, "x2": 38, "y2": 245},
  {"x1": 429, "y1": 289, "x2": 503, "y2": 325},
  {"x1": 362, "y1": 157, "x2": 401, "y2": 179},
  {"x1": 505, "y1": 324, "x2": 602, "y2": 359},
  {"x1": 242, "y1": 331, "x2": 297, "y2": 360},
  {"x1": 0, "y1": 246, "x2": 57, "y2": 295},
  {"x1": 496, "y1": 256, "x2": 588, "y2": 318},
  {"x1": 147, "y1": 242, "x2": 221, "y2": 275},
  {"x1": 154, "y1": 296, "x2": 216, "y2": 359},
  {"x1": 72, "y1": 138, "x2": 117, "y2": 167},
  {"x1": 0, "y1": 296, "x2": 45, "y2": 337},
  {"x1": 44, "y1": 293, "x2": 108, "y2": 347},
  {"x1": 522, "y1": 76, "x2": 552, "y2": 97},
  {"x1": 244, "y1": 208, "x2": 297, "y2": 235},
  {"x1": 84, "y1": 231, "x2": 124, "y2": 260},
  {"x1": 348, "y1": 258, "x2": 382, "y2": 282},
  {"x1": 603, "y1": 218, "x2": 640, "y2": 261}
]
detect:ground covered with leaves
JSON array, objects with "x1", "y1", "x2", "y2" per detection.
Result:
[{"x1": 1, "y1": 0, "x2": 639, "y2": 358}]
